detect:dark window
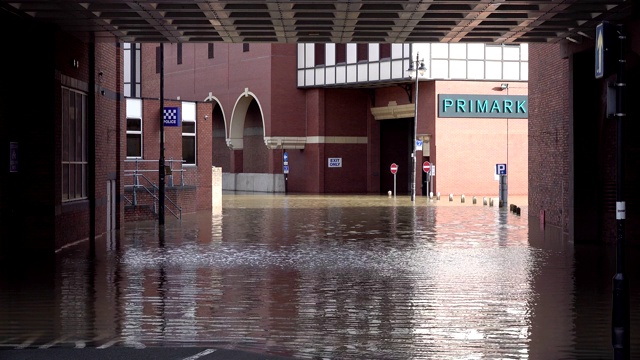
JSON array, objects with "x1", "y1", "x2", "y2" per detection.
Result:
[
  {"x1": 177, "y1": 43, "x2": 183, "y2": 64},
  {"x1": 62, "y1": 88, "x2": 88, "y2": 201},
  {"x1": 357, "y1": 43, "x2": 368, "y2": 62},
  {"x1": 156, "y1": 46, "x2": 161, "y2": 74},
  {"x1": 208, "y1": 43, "x2": 214, "y2": 59},
  {"x1": 243, "y1": 43, "x2": 250, "y2": 52},
  {"x1": 126, "y1": 118, "x2": 142, "y2": 158},
  {"x1": 314, "y1": 44, "x2": 325, "y2": 66},
  {"x1": 379, "y1": 43, "x2": 391, "y2": 59},
  {"x1": 336, "y1": 43, "x2": 346, "y2": 64}
]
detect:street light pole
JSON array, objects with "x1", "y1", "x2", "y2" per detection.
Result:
[{"x1": 407, "y1": 53, "x2": 426, "y2": 202}]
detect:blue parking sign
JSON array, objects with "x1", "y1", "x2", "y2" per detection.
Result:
[{"x1": 496, "y1": 163, "x2": 507, "y2": 175}]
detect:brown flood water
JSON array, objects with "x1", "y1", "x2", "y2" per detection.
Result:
[{"x1": 0, "y1": 193, "x2": 639, "y2": 359}]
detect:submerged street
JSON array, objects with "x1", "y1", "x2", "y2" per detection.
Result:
[{"x1": 1, "y1": 193, "x2": 639, "y2": 359}]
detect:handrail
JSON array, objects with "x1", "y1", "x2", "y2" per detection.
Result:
[{"x1": 124, "y1": 158, "x2": 185, "y2": 219}]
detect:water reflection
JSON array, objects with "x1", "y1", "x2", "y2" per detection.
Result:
[{"x1": 0, "y1": 193, "x2": 638, "y2": 359}]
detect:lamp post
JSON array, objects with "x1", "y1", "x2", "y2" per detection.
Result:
[
  {"x1": 501, "y1": 83, "x2": 509, "y2": 207},
  {"x1": 406, "y1": 53, "x2": 427, "y2": 202}
]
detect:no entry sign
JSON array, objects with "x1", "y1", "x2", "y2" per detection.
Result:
[
  {"x1": 390, "y1": 163, "x2": 398, "y2": 174},
  {"x1": 423, "y1": 161, "x2": 431, "y2": 173}
]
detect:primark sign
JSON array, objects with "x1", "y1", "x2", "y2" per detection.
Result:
[{"x1": 438, "y1": 94, "x2": 528, "y2": 119}]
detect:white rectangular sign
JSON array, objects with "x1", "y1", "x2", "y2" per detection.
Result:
[{"x1": 328, "y1": 158, "x2": 342, "y2": 168}]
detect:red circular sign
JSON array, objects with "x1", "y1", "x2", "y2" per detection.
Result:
[
  {"x1": 390, "y1": 163, "x2": 398, "y2": 174},
  {"x1": 423, "y1": 161, "x2": 431, "y2": 173}
]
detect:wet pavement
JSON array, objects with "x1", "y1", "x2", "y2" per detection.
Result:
[{"x1": 1, "y1": 193, "x2": 639, "y2": 359}]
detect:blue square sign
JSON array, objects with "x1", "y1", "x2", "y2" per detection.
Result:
[
  {"x1": 496, "y1": 163, "x2": 507, "y2": 175},
  {"x1": 163, "y1": 106, "x2": 181, "y2": 127}
]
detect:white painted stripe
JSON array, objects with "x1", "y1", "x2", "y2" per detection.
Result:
[
  {"x1": 16, "y1": 337, "x2": 37, "y2": 349},
  {"x1": 97, "y1": 340, "x2": 119, "y2": 349},
  {"x1": 40, "y1": 336, "x2": 69, "y2": 349},
  {"x1": 75, "y1": 341, "x2": 86, "y2": 349},
  {"x1": 182, "y1": 348, "x2": 217, "y2": 360},
  {"x1": 306, "y1": 136, "x2": 367, "y2": 144}
]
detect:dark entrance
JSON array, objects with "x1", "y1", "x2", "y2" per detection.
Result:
[{"x1": 380, "y1": 118, "x2": 412, "y2": 195}]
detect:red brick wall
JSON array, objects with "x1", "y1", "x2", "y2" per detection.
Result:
[{"x1": 528, "y1": 43, "x2": 571, "y2": 235}]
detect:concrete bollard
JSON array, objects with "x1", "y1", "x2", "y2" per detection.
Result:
[
  {"x1": 429, "y1": 192, "x2": 434, "y2": 199},
  {"x1": 437, "y1": 192, "x2": 441, "y2": 200},
  {"x1": 483, "y1": 197, "x2": 487, "y2": 206},
  {"x1": 472, "y1": 196, "x2": 477, "y2": 204},
  {"x1": 461, "y1": 194, "x2": 465, "y2": 203},
  {"x1": 449, "y1": 194, "x2": 453, "y2": 202},
  {"x1": 388, "y1": 190, "x2": 392, "y2": 198},
  {"x1": 516, "y1": 207, "x2": 521, "y2": 216},
  {"x1": 489, "y1": 198, "x2": 494, "y2": 207}
]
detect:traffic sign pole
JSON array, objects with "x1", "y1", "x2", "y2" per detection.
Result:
[{"x1": 390, "y1": 163, "x2": 398, "y2": 197}]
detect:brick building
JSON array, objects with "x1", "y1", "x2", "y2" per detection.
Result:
[{"x1": 139, "y1": 42, "x2": 529, "y2": 198}]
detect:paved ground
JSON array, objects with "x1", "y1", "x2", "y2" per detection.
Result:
[{"x1": 0, "y1": 347, "x2": 298, "y2": 360}]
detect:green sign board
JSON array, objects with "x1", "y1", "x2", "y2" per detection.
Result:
[{"x1": 438, "y1": 94, "x2": 528, "y2": 118}]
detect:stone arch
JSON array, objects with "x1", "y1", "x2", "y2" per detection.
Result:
[
  {"x1": 227, "y1": 88, "x2": 265, "y2": 150},
  {"x1": 204, "y1": 95, "x2": 230, "y2": 170}
]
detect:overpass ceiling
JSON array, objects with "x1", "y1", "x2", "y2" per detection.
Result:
[{"x1": 1, "y1": 0, "x2": 634, "y2": 44}]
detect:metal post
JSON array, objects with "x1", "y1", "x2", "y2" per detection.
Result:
[
  {"x1": 612, "y1": 24, "x2": 629, "y2": 360},
  {"x1": 411, "y1": 53, "x2": 419, "y2": 203},
  {"x1": 393, "y1": 173, "x2": 397, "y2": 197},
  {"x1": 159, "y1": 43, "x2": 165, "y2": 225}
]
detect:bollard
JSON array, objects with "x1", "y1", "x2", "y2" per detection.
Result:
[
  {"x1": 449, "y1": 194, "x2": 453, "y2": 202},
  {"x1": 437, "y1": 192, "x2": 441, "y2": 200},
  {"x1": 461, "y1": 194, "x2": 465, "y2": 203},
  {"x1": 472, "y1": 196, "x2": 477, "y2": 204},
  {"x1": 499, "y1": 199, "x2": 504, "y2": 208},
  {"x1": 483, "y1": 197, "x2": 487, "y2": 206},
  {"x1": 516, "y1": 207, "x2": 521, "y2": 216},
  {"x1": 388, "y1": 190, "x2": 392, "y2": 198},
  {"x1": 429, "y1": 191, "x2": 434, "y2": 199},
  {"x1": 489, "y1": 198, "x2": 494, "y2": 207}
]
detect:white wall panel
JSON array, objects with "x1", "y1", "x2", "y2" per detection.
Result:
[
  {"x1": 392, "y1": 59, "x2": 404, "y2": 79},
  {"x1": 450, "y1": 43, "x2": 466, "y2": 59},
  {"x1": 503, "y1": 46, "x2": 520, "y2": 61},
  {"x1": 369, "y1": 62, "x2": 380, "y2": 81},
  {"x1": 357, "y1": 63, "x2": 368, "y2": 82},
  {"x1": 391, "y1": 44, "x2": 404, "y2": 59},
  {"x1": 336, "y1": 65, "x2": 346, "y2": 83},
  {"x1": 380, "y1": 60, "x2": 391, "y2": 80},
  {"x1": 347, "y1": 44, "x2": 357, "y2": 64},
  {"x1": 297, "y1": 44, "x2": 305, "y2": 68},
  {"x1": 315, "y1": 68, "x2": 326, "y2": 85},
  {"x1": 486, "y1": 61, "x2": 502, "y2": 79},
  {"x1": 305, "y1": 69, "x2": 315, "y2": 85},
  {"x1": 347, "y1": 65, "x2": 357, "y2": 82},
  {"x1": 432, "y1": 59, "x2": 448, "y2": 79},
  {"x1": 450, "y1": 60, "x2": 466, "y2": 79},
  {"x1": 369, "y1": 43, "x2": 379, "y2": 61},
  {"x1": 486, "y1": 46, "x2": 502, "y2": 60},
  {"x1": 326, "y1": 43, "x2": 336, "y2": 66},
  {"x1": 305, "y1": 44, "x2": 314, "y2": 67},
  {"x1": 503, "y1": 62, "x2": 520, "y2": 80},
  {"x1": 326, "y1": 67, "x2": 336, "y2": 84},
  {"x1": 297, "y1": 70, "x2": 305, "y2": 86},
  {"x1": 468, "y1": 61, "x2": 484, "y2": 79},
  {"x1": 521, "y1": 62, "x2": 529, "y2": 81}
]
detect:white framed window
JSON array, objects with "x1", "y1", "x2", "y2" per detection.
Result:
[
  {"x1": 182, "y1": 102, "x2": 197, "y2": 165},
  {"x1": 62, "y1": 87, "x2": 88, "y2": 202},
  {"x1": 126, "y1": 98, "x2": 143, "y2": 158},
  {"x1": 126, "y1": 118, "x2": 142, "y2": 158}
]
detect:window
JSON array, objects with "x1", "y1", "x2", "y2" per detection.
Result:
[
  {"x1": 124, "y1": 43, "x2": 141, "y2": 97},
  {"x1": 357, "y1": 43, "x2": 368, "y2": 62},
  {"x1": 177, "y1": 43, "x2": 183, "y2": 64},
  {"x1": 243, "y1": 43, "x2": 250, "y2": 52},
  {"x1": 126, "y1": 118, "x2": 142, "y2": 157},
  {"x1": 379, "y1": 43, "x2": 391, "y2": 59},
  {"x1": 182, "y1": 102, "x2": 197, "y2": 165},
  {"x1": 314, "y1": 43, "x2": 325, "y2": 66},
  {"x1": 208, "y1": 43, "x2": 214, "y2": 59},
  {"x1": 62, "y1": 87, "x2": 88, "y2": 202},
  {"x1": 336, "y1": 43, "x2": 346, "y2": 63}
]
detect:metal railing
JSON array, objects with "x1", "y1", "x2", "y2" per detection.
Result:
[{"x1": 124, "y1": 159, "x2": 185, "y2": 219}]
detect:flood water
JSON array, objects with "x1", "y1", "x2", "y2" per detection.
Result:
[{"x1": 1, "y1": 193, "x2": 640, "y2": 359}]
